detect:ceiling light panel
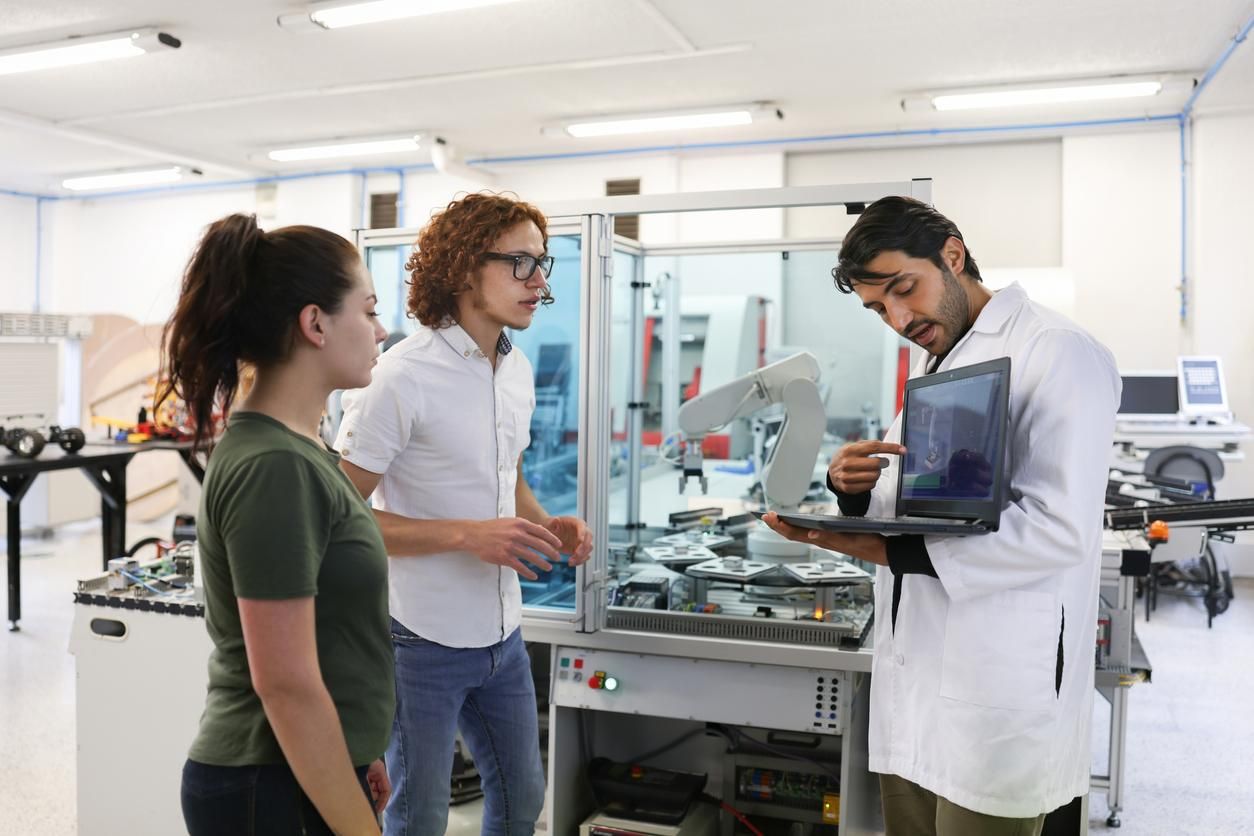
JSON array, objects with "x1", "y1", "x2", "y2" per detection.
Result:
[
  {"x1": 296, "y1": 0, "x2": 524, "y2": 29},
  {"x1": 557, "y1": 105, "x2": 779, "y2": 138},
  {"x1": 267, "y1": 136, "x2": 422, "y2": 162},
  {"x1": 61, "y1": 166, "x2": 183, "y2": 191},
  {"x1": 0, "y1": 30, "x2": 179, "y2": 76}
]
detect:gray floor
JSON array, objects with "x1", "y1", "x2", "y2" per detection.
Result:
[{"x1": 2, "y1": 517, "x2": 1252, "y2": 835}]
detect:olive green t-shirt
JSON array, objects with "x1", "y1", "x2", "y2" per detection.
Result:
[{"x1": 188, "y1": 412, "x2": 394, "y2": 767}]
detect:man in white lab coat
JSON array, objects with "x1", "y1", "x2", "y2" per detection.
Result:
[{"x1": 765, "y1": 196, "x2": 1120, "y2": 836}]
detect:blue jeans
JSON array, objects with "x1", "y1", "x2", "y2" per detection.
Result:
[
  {"x1": 384, "y1": 620, "x2": 545, "y2": 836},
  {"x1": 181, "y1": 759, "x2": 372, "y2": 835}
]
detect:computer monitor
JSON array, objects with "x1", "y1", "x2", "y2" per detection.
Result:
[
  {"x1": 1177, "y1": 356, "x2": 1229, "y2": 418},
  {"x1": 1117, "y1": 371, "x2": 1180, "y2": 420}
]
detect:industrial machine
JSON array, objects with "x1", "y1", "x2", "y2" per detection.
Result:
[
  {"x1": 601, "y1": 349, "x2": 874, "y2": 649},
  {"x1": 361, "y1": 181, "x2": 938, "y2": 836}
]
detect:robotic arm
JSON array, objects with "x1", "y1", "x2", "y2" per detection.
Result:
[{"x1": 677, "y1": 352, "x2": 826, "y2": 509}]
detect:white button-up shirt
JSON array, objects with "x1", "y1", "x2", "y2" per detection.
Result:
[
  {"x1": 336, "y1": 323, "x2": 534, "y2": 648},
  {"x1": 863, "y1": 284, "x2": 1120, "y2": 817}
]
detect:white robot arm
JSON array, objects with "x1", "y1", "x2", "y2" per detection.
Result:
[{"x1": 677, "y1": 352, "x2": 826, "y2": 508}]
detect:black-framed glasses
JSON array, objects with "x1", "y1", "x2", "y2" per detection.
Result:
[{"x1": 483, "y1": 252, "x2": 555, "y2": 281}]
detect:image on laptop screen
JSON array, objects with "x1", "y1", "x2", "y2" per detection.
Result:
[{"x1": 900, "y1": 370, "x2": 1006, "y2": 502}]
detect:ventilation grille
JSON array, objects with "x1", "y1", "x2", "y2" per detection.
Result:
[
  {"x1": 370, "y1": 192, "x2": 398, "y2": 229},
  {"x1": 606, "y1": 607, "x2": 866, "y2": 648},
  {"x1": 1, "y1": 312, "x2": 74, "y2": 337},
  {"x1": 606, "y1": 178, "x2": 640, "y2": 240}
]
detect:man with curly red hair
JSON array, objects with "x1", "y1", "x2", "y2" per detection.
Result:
[{"x1": 336, "y1": 192, "x2": 593, "y2": 835}]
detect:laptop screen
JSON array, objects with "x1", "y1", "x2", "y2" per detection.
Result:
[
  {"x1": 1118, "y1": 373, "x2": 1179, "y2": 418},
  {"x1": 897, "y1": 357, "x2": 1010, "y2": 523}
]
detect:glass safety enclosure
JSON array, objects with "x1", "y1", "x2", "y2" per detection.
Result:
[
  {"x1": 357, "y1": 219, "x2": 594, "y2": 624},
  {"x1": 542, "y1": 181, "x2": 931, "y2": 649}
]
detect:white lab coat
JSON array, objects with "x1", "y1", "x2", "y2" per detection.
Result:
[{"x1": 864, "y1": 283, "x2": 1120, "y2": 818}]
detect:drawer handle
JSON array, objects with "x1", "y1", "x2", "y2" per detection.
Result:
[{"x1": 89, "y1": 618, "x2": 127, "y2": 639}]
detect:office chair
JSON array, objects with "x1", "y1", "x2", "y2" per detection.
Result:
[{"x1": 1142, "y1": 445, "x2": 1233, "y2": 627}]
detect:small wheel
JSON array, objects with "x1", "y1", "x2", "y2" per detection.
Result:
[
  {"x1": 58, "y1": 427, "x2": 86, "y2": 453},
  {"x1": 9, "y1": 429, "x2": 46, "y2": 458},
  {"x1": 1107, "y1": 814, "x2": 1122, "y2": 828}
]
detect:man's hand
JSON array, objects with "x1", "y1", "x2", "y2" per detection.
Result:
[
  {"x1": 545, "y1": 516, "x2": 594, "y2": 566},
  {"x1": 461, "y1": 518, "x2": 563, "y2": 580},
  {"x1": 827, "y1": 440, "x2": 907, "y2": 495},
  {"x1": 761, "y1": 512, "x2": 888, "y2": 566},
  {"x1": 366, "y1": 758, "x2": 390, "y2": 816}
]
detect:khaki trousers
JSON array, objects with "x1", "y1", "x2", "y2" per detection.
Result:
[{"x1": 880, "y1": 773, "x2": 1046, "y2": 836}]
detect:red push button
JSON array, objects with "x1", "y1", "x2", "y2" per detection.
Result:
[{"x1": 574, "y1": 659, "x2": 584, "y2": 669}]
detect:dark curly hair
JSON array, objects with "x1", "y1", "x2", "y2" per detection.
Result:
[{"x1": 405, "y1": 192, "x2": 553, "y2": 326}]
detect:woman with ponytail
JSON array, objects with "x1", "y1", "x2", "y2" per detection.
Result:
[{"x1": 160, "y1": 214, "x2": 392, "y2": 835}]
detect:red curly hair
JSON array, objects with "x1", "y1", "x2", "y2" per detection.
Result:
[{"x1": 405, "y1": 192, "x2": 552, "y2": 327}]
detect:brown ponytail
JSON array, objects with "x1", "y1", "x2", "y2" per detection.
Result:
[{"x1": 158, "y1": 213, "x2": 360, "y2": 451}]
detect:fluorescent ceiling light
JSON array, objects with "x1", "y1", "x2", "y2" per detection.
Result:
[
  {"x1": 267, "y1": 135, "x2": 422, "y2": 162},
  {"x1": 281, "y1": 0, "x2": 524, "y2": 30},
  {"x1": 929, "y1": 80, "x2": 1163, "y2": 112},
  {"x1": 0, "y1": 30, "x2": 179, "y2": 77},
  {"x1": 62, "y1": 166, "x2": 183, "y2": 191},
  {"x1": 558, "y1": 104, "x2": 779, "y2": 138}
]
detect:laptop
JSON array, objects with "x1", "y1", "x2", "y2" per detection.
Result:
[
  {"x1": 768, "y1": 356, "x2": 1011, "y2": 536},
  {"x1": 1116, "y1": 370, "x2": 1180, "y2": 422}
]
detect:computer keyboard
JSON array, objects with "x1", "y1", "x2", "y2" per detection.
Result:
[{"x1": 1117, "y1": 421, "x2": 1240, "y2": 434}]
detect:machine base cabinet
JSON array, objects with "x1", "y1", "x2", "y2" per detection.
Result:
[{"x1": 545, "y1": 646, "x2": 881, "y2": 835}]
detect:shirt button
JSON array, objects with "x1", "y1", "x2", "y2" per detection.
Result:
[
  {"x1": 894, "y1": 654, "x2": 905, "y2": 666},
  {"x1": 346, "y1": 431, "x2": 353, "y2": 437},
  {"x1": 464, "y1": 350, "x2": 470, "y2": 357}
]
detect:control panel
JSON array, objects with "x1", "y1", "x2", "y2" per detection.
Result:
[{"x1": 551, "y1": 646, "x2": 851, "y2": 735}]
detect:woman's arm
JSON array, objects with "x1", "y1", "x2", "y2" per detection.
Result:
[{"x1": 240, "y1": 596, "x2": 380, "y2": 836}]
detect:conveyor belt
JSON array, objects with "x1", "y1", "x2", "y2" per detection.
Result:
[{"x1": 1105, "y1": 497, "x2": 1254, "y2": 531}]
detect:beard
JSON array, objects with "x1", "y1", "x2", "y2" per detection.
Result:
[{"x1": 920, "y1": 265, "x2": 971, "y2": 357}]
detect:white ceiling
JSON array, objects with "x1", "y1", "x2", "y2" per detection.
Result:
[{"x1": 1, "y1": 0, "x2": 1252, "y2": 193}]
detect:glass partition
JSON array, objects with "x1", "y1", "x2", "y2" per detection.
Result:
[
  {"x1": 357, "y1": 224, "x2": 589, "y2": 617},
  {"x1": 597, "y1": 221, "x2": 920, "y2": 649},
  {"x1": 364, "y1": 241, "x2": 415, "y2": 337}
]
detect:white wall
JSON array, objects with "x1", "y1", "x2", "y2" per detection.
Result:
[
  {"x1": 1061, "y1": 130, "x2": 1182, "y2": 369},
  {"x1": 402, "y1": 155, "x2": 682, "y2": 240},
  {"x1": 785, "y1": 140, "x2": 1064, "y2": 269},
  {"x1": 46, "y1": 187, "x2": 255, "y2": 324},
  {"x1": 1, "y1": 195, "x2": 39, "y2": 311},
  {"x1": 1194, "y1": 113, "x2": 1254, "y2": 507},
  {"x1": 41, "y1": 175, "x2": 361, "y2": 325}
]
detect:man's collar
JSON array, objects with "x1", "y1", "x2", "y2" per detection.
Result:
[
  {"x1": 438, "y1": 321, "x2": 513, "y2": 360},
  {"x1": 968, "y1": 282, "x2": 1026, "y2": 335}
]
